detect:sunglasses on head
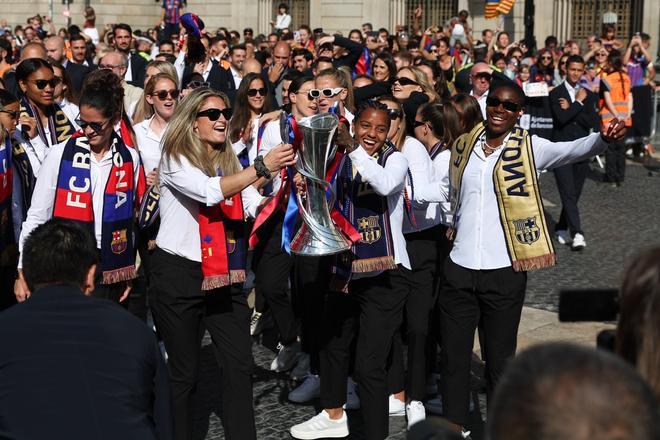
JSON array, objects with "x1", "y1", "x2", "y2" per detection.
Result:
[
  {"x1": 31, "y1": 78, "x2": 62, "y2": 89},
  {"x1": 197, "y1": 108, "x2": 233, "y2": 121},
  {"x1": 308, "y1": 87, "x2": 343, "y2": 99},
  {"x1": 188, "y1": 80, "x2": 210, "y2": 89},
  {"x1": 486, "y1": 96, "x2": 521, "y2": 112},
  {"x1": 152, "y1": 89, "x2": 180, "y2": 101},
  {"x1": 75, "y1": 117, "x2": 109, "y2": 134},
  {"x1": 394, "y1": 76, "x2": 419, "y2": 86},
  {"x1": 387, "y1": 108, "x2": 403, "y2": 120},
  {"x1": 473, "y1": 72, "x2": 492, "y2": 81},
  {"x1": 0, "y1": 109, "x2": 19, "y2": 119},
  {"x1": 247, "y1": 87, "x2": 267, "y2": 97}
]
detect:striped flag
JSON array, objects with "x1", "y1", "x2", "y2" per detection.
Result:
[
  {"x1": 497, "y1": 0, "x2": 516, "y2": 14},
  {"x1": 485, "y1": 0, "x2": 501, "y2": 19}
]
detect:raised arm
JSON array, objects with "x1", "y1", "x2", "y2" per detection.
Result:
[{"x1": 347, "y1": 146, "x2": 408, "y2": 196}]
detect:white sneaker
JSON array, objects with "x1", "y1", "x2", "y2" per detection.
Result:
[
  {"x1": 291, "y1": 353, "x2": 311, "y2": 381},
  {"x1": 406, "y1": 400, "x2": 426, "y2": 429},
  {"x1": 556, "y1": 229, "x2": 572, "y2": 245},
  {"x1": 250, "y1": 310, "x2": 263, "y2": 336},
  {"x1": 289, "y1": 374, "x2": 321, "y2": 403},
  {"x1": 389, "y1": 394, "x2": 405, "y2": 416},
  {"x1": 270, "y1": 341, "x2": 301, "y2": 372},
  {"x1": 344, "y1": 377, "x2": 360, "y2": 410},
  {"x1": 571, "y1": 233, "x2": 586, "y2": 251},
  {"x1": 290, "y1": 410, "x2": 349, "y2": 439},
  {"x1": 462, "y1": 429, "x2": 472, "y2": 439}
]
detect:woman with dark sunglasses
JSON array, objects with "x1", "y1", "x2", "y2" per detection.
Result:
[
  {"x1": 229, "y1": 72, "x2": 272, "y2": 169},
  {"x1": 530, "y1": 48, "x2": 557, "y2": 87},
  {"x1": 150, "y1": 87, "x2": 295, "y2": 439},
  {"x1": 15, "y1": 58, "x2": 77, "y2": 176},
  {"x1": 15, "y1": 69, "x2": 142, "y2": 305}
]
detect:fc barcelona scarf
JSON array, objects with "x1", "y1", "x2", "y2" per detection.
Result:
[
  {"x1": 20, "y1": 97, "x2": 75, "y2": 146},
  {"x1": 450, "y1": 122, "x2": 555, "y2": 272},
  {"x1": 53, "y1": 132, "x2": 137, "y2": 284},
  {"x1": 335, "y1": 143, "x2": 397, "y2": 275},
  {"x1": 0, "y1": 133, "x2": 13, "y2": 255},
  {"x1": 199, "y1": 171, "x2": 247, "y2": 290},
  {"x1": 10, "y1": 136, "x2": 36, "y2": 218}
]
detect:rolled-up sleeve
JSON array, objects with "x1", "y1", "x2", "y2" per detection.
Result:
[
  {"x1": 349, "y1": 146, "x2": 408, "y2": 196},
  {"x1": 160, "y1": 155, "x2": 224, "y2": 206}
]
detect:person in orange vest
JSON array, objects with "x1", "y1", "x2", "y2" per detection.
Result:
[{"x1": 599, "y1": 49, "x2": 633, "y2": 187}]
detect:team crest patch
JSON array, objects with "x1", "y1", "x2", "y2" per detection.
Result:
[
  {"x1": 111, "y1": 229, "x2": 128, "y2": 254},
  {"x1": 357, "y1": 216, "x2": 381, "y2": 244},
  {"x1": 513, "y1": 217, "x2": 540, "y2": 245},
  {"x1": 226, "y1": 230, "x2": 236, "y2": 254}
]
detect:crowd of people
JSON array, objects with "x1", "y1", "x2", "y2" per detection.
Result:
[{"x1": 0, "y1": 5, "x2": 657, "y2": 440}]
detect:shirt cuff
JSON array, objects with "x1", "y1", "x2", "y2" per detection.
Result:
[{"x1": 205, "y1": 176, "x2": 224, "y2": 206}]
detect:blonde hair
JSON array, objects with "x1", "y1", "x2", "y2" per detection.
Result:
[
  {"x1": 162, "y1": 88, "x2": 240, "y2": 177},
  {"x1": 145, "y1": 60, "x2": 179, "y2": 83},
  {"x1": 132, "y1": 72, "x2": 178, "y2": 124},
  {"x1": 398, "y1": 66, "x2": 439, "y2": 102},
  {"x1": 317, "y1": 67, "x2": 355, "y2": 112}
]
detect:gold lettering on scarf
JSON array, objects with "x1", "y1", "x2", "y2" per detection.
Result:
[
  {"x1": 501, "y1": 137, "x2": 529, "y2": 197},
  {"x1": 54, "y1": 109, "x2": 73, "y2": 142}
]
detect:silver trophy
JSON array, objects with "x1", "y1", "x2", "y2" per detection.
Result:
[{"x1": 289, "y1": 113, "x2": 351, "y2": 256}]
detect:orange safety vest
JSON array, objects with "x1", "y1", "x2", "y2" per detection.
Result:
[{"x1": 599, "y1": 70, "x2": 632, "y2": 127}]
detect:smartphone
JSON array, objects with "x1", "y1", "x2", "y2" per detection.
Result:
[
  {"x1": 558, "y1": 289, "x2": 619, "y2": 322},
  {"x1": 293, "y1": 31, "x2": 301, "y2": 42}
]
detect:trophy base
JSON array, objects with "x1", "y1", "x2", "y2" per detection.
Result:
[{"x1": 290, "y1": 224, "x2": 351, "y2": 256}]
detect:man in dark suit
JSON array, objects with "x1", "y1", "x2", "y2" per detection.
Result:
[
  {"x1": 114, "y1": 23, "x2": 147, "y2": 88},
  {"x1": 549, "y1": 55, "x2": 600, "y2": 251},
  {"x1": 45, "y1": 35, "x2": 92, "y2": 93},
  {"x1": 0, "y1": 219, "x2": 172, "y2": 440},
  {"x1": 181, "y1": 39, "x2": 238, "y2": 105}
]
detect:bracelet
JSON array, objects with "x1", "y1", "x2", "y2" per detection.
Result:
[{"x1": 253, "y1": 155, "x2": 272, "y2": 179}]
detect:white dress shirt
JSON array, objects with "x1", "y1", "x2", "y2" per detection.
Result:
[
  {"x1": 231, "y1": 115, "x2": 261, "y2": 167},
  {"x1": 134, "y1": 117, "x2": 165, "y2": 172},
  {"x1": 156, "y1": 154, "x2": 264, "y2": 262},
  {"x1": 348, "y1": 145, "x2": 410, "y2": 270},
  {"x1": 400, "y1": 136, "x2": 440, "y2": 233},
  {"x1": 470, "y1": 89, "x2": 489, "y2": 119},
  {"x1": 412, "y1": 148, "x2": 453, "y2": 226},
  {"x1": 58, "y1": 99, "x2": 80, "y2": 126},
  {"x1": 275, "y1": 13, "x2": 292, "y2": 30},
  {"x1": 450, "y1": 132, "x2": 608, "y2": 270},
  {"x1": 258, "y1": 119, "x2": 285, "y2": 196},
  {"x1": 18, "y1": 141, "x2": 141, "y2": 267},
  {"x1": 230, "y1": 66, "x2": 242, "y2": 89},
  {"x1": 562, "y1": 80, "x2": 584, "y2": 106}
]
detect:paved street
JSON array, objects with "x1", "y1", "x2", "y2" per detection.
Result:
[{"x1": 194, "y1": 155, "x2": 660, "y2": 440}]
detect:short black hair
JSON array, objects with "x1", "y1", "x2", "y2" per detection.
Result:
[
  {"x1": 113, "y1": 23, "x2": 132, "y2": 35},
  {"x1": 292, "y1": 48, "x2": 313, "y2": 62},
  {"x1": 355, "y1": 99, "x2": 389, "y2": 121},
  {"x1": 229, "y1": 43, "x2": 246, "y2": 55},
  {"x1": 489, "y1": 78, "x2": 526, "y2": 105},
  {"x1": 566, "y1": 54, "x2": 585, "y2": 67},
  {"x1": 0, "y1": 38, "x2": 13, "y2": 64},
  {"x1": 0, "y1": 89, "x2": 18, "y2": 107},
  {"x1": 69, "y1": 33, "x2": 86, "y2": 44},
  {"x1": 22, "y1": 219, "x2": 98, "y2": 292},
  {"x1": 158, "y1": 40, "x2": 174, "y2": 48}
]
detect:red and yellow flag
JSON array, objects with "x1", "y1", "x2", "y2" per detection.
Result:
[{"x1": 485, "y1": 0, "x2": 516, "y2": 19}]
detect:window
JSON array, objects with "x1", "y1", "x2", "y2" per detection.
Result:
[
  {"x1": 405, "y1": 0, "x2": 459, "y2": 32},
  {"x1": 571, "y1": 0, "x2": 641, "y2": 42},
  {"x1": 272, "y1": 0, "x2": 310, "y2": 30}
]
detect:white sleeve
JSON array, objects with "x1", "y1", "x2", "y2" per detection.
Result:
[
  {"x1": 241, "y1": 184, "x2": 265, "y2": 219},
  {"x1": 258, "y1": 121, "x2": 283, "y2": 155},
  {"x1": 532, "y1": 133, "x2": 608, "y2": 171},
  {"x1": 349, "y1": 147, "x2": 408, "y2": 196},
  {"x1": 279, "y1": 14, "x2": 292, "y2": 30},
  {"x1": 174, "y1": 51, "x2": 186, "y2": 88},
  {"x1": 159, "y1": 155, "x2": 224, "y2": 206},
  {"x1": 18, "y1": 145, "x2": 64, "y2": 268},
  {"x1": 412, "y1": 150, "x2": 450, "y2": 204},
  {"x1": 402, "y1": 137, "x2": 433, "y2": 200}
]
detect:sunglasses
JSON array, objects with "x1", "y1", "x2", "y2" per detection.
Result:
[
  {"x1": 188, "y1": 80, "x2": 210, "y2": 89},
  {"x1": 394, "y1": 77, "x2": 419, "y2": 86},
  {"x1": 247, "y1": 87, "x2": 267, "y2": 97},
  {"x1": 473, "y1": 72, "x2": 492, "y2": 81},
  {"x1": 486, "y1": 96, "x2": 521, "y2": 112},
  {"x1": 75, "y1": 117, "x2": 110, "y2": 134},
  {"x1": 152, "y1": 89, "x2": 180, "y2": 101},
  {"x1": 308, "y1": 87, "x2": 343, "y2": 99},
  {"x1": 0, "y1": 109, "x2": 19, "y2": 119},
  {"x1": 387, "y1": 108, "x2": 403, "y2": 120},
  {"x1": 412, "y1": 119, "x2": 427, "y2": 129},
  {"x1": 596, "y1": 52, "x2": 607, "y2": 57},
  {"x1": 31, "y1": 78, "x2": 62, "y2": 89},
  {"x1": 197, "y1": 107, "x2": 233, "y2": 121},
  {"x1": 541, "y1": 56, "x2": 552, "y2": 60}
]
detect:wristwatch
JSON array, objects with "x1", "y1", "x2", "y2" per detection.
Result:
[{"x1": 253, "y1": 155, "x2": 272, "y2": 179}]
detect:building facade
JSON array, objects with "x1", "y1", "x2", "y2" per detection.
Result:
[{"x1": 3, "y1": 0, "x2": 658, "y2": 56}]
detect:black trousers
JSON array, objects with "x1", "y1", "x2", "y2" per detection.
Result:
[
  {"x1": 553, "y1": 160, "x2": 589, "y2": 236},
  {"x1": 387, "y1": 224, "x2": 451, "y2": 401},
  {"x1": 252, "y1": 214, "x2": 297, "y2": 345},
  {"x1": 149, "y1": 249, "x2": 255, "y2": 440},
  {"x1": 438, "y1": 258, "x2": 526, "y2": 426},
  {"x1": 293, "y1": 254, "x2": 332, "y2": 374},
  {"x1": 605, "y1": 140, "x2": 626, "y2": 184},
  {"x1": 320, "y1": 269, "x2": 407, "y2": 440}
]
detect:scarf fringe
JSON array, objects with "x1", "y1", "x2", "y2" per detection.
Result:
[
  {"x1": 102, "y1": 266, "x2": 137, "y2": 284},
  {"x1": 202, "y1": 270, "x2": 246, "y2": 291},
  {"x1": 512, "y1": 253, "x2": 556, "y2": 272},
  {"x1": 351, "y1": 256, "x2": 397, "y2": 273}
]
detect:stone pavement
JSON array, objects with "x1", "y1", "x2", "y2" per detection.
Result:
[{"x1": 194, "y1": 156, "x2": 660, "y2": 440}]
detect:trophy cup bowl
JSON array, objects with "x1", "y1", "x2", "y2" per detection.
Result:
[{"x1": 289, "y1": 113, "x2": 351, "y2": 256}]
